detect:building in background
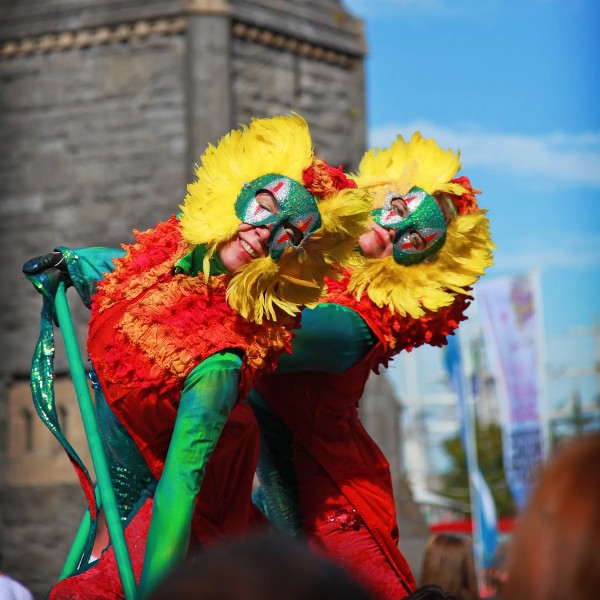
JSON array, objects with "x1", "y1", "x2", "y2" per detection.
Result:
[{"x1": 0, "y1": 1, "x2": 374, "y2": 595}]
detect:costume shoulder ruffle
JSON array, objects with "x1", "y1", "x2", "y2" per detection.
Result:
[
  {"x1": 93, "y1": 274, "x2": 296, "y2": 397},
  {"x1": 90, "y1": 217, "x2": 297, "y2": 396},
  {"x1": 92, "y1": 215, "x2": 189, "y2": 315}
]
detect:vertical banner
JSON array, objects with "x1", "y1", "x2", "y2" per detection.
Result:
[
  {"x1": 445, "y1": 335, "x2": 498, "y2": 571},
  {"x1": 477, "y1": 273, "x2": 547, "y2": 510}
]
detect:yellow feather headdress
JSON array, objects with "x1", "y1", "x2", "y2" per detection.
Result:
[
  {"x1": 349, "y1": 132, "x2": 495, "y2": 318},
  {"x1": 179, "y1": 114, "x2": 372, "y2": 323}
]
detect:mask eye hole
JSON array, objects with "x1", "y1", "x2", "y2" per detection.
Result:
[
  {"x1": 255, "y1": 190, "x2": 278, "y2": 214},
  {"x1": 390, "y1": 198, "x2": 408, "y2": 218},
  {"x1": 282, "y1": 221, "x2": 304, "y2": 245},
  {"x1": 408, "y1": 230, "x2": 426, "y2": 251}
]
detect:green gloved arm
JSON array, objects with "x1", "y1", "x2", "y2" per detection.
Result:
[
  {"x1": 27, "y1": 242, "x2": 225, "y2": 311},
  {"x1": 22, "y1": 246, "x2": 124, "y2": 310},
  {"x1": 57, "y1": 246, "x2": 125, "y2": 307},
  {"x1": 139, "y1": 350, "x2": 242, "y2": 598},
  {"x1": 276, "y1": 302, "x2": 377, "y2": 374}
]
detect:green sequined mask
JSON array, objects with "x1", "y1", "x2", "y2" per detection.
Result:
[
  {"x1": 372, "y1": 186, "x2": 447, "y2": 265},
  {"x1": 235, "y1": 173, "x2": 321, "y2": 261}
]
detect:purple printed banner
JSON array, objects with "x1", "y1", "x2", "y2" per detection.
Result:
[{"x1": 477, "y1": 274, "x2": 547, "y2": 509}]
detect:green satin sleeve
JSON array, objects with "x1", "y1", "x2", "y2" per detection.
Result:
[
  {"x1": 139, "y1": 350, "x2": 242, "y2": 597},
  {"x1": 56, "y1": 246, "x2": 124, "y2": 308},
  {"x1": 276, "y1": 303, "x2": 377, "y2": 374}
]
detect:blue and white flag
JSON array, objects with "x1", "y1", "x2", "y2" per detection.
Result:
[{"x1": 445, "y1": 334, "x2": 498, "y2": 568}]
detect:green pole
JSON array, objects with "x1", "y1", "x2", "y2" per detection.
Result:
[{"x1": 54, "y1": 283, "x2": 137, "y2": 599}]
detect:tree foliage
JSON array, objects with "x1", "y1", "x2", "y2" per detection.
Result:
[{"x1": 438, "y1": 422, "x2": 516, "y2": 517}]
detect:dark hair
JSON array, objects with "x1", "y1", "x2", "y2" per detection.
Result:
[
  {"x1": 148, "y1": 532, "x2": 373, "y2": 600},
  {"x1": 406, "y1": 584, "x2": 458, "y2": 600},
  {"x1": 433, "y1": 192, "x2": 459, "y2": 226}
]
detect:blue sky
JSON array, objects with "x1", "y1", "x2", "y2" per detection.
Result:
[{"x1": 343, "y1": 0, "x2": 600, "y2": 410}]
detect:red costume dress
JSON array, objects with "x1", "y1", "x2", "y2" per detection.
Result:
[
  {"x1": 88, "y1": 216, "x2": 293, "y2": 485},
  {"x1": 252, "y1": 272, "x2": 470, "y2": 599},
  {"x1": 89, "y1": 215, "x2": 296, "y2": 533}
]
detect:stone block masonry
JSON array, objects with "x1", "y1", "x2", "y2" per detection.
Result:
[{"x1": 0, "y1": 2, "x2": 369, "y2": 595}]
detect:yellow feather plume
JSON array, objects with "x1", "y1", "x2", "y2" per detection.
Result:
[
  {"x1": 347, "y1": 132, "x2": 495, "y2": 316},
  {"x1": 348, "y1": 211, "x2": 495, "y2": 318},
  {"x1": 354, "y1": 132, "x2": 467, "y2": 209},
  {"x1": 180, "y1": 114, "x2": 314, "y2": 253},
  {"x1": 178, "y1": 113, "x2": 373, "y2": 323}
]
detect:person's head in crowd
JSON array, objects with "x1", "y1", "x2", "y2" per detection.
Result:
[
  {"x1": 148, "y1": 532, "x2": 373, "y2": 600},
  {"x1": 420, "y1": 534, "x2": 479, "y2": 600},
  {"x1": 406, "y1": 584, "x2": 458, "y2": 599},
  {"x1": 503, "y1": 434, "x2": 600, "y2": 600}
]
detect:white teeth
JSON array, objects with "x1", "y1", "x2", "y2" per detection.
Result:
[{"x1": 240, "y1": 238, "x2": 257, "y2": 258}]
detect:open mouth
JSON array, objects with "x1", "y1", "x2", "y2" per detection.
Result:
[{"x1": 239, "y1": 238, "x2": 259, "y2": 258}]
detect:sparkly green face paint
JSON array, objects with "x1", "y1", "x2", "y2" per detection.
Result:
[
  {"x1": 235, "y1": 173, "x2": 322, "y2": 261},
  {"x1": 372, "y1": 186, "x2": 447, "y2": 265}
]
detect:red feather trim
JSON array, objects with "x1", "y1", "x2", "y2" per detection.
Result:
[
  {"x1": 448, "y1": 176, "x2": 481, "y2": 215},
  {"x1": 302, "y1": 159, "x2": 358, "y2": 199}
]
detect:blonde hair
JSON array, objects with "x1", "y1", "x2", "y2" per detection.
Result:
[{"x1": 420, "y1": 534, "x2": 480, "y2": 600}]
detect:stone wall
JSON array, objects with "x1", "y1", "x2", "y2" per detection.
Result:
[
  {"x1": 1, "y1": 11, "x2": 189, "y2": 593},
  {"x1": 0, "y1": 483, "x2": 89, "y2": 598},
  {"x1": 0, "y1": 29, "x2": 188, "y2": 378},
  {"x1": 7, "y1": 378, "x2": 93, "y2": 487},
  {"x1": 232, "y1": 35, "x2": 364, "y2": 167},
  {"x1": 0, "y1": 1, "x2": 412, "y2": 596}
]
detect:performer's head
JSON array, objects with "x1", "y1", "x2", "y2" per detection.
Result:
[
  {"x1": 348, "y1": 133, "x2": 494, "y2": 319},
  {"x1": 217, "y1": 170, "x2": 323, "y2": 270},
  {"x1": 179, "y1": 114, "x2": 371, "y2": 322},
  {"x1": 357, "y1": 189, "x2": 457, "y2": 263}
]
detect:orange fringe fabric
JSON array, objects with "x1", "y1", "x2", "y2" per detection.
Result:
[
  {"x1": 302, "y1": 158, "x2": 358, "y2": 198},
  {"x1": 89, "y1": 217, "x2": 297, "y2": 398},
  {"x1": 448, "y1": 176, "x2": 481, "y2": 215},
  {"x1": 92, "y1": 215, "x2": 189, "y2": 315}
]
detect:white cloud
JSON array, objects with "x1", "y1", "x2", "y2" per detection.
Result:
[
  {"x1": 491, "y1": 231, "x2": 600, "y2": 272},
  {"x1": 369, "y1": 121, "x2": 600, "y2": 188}
]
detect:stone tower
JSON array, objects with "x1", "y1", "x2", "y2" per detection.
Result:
[{"x1": 0, "y1": 1, "x2": 425, "y2": 596}]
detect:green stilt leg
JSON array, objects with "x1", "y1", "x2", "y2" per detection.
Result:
[
  {"x1": 60, "y1": 509, "x2": 92, "y2": 580},
  {"x1": 54, "y1": 282, "x2": 137, "y2": 600},
  {"x1": 59, "y1": 486, "x2": 102, "y2": 580}
]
